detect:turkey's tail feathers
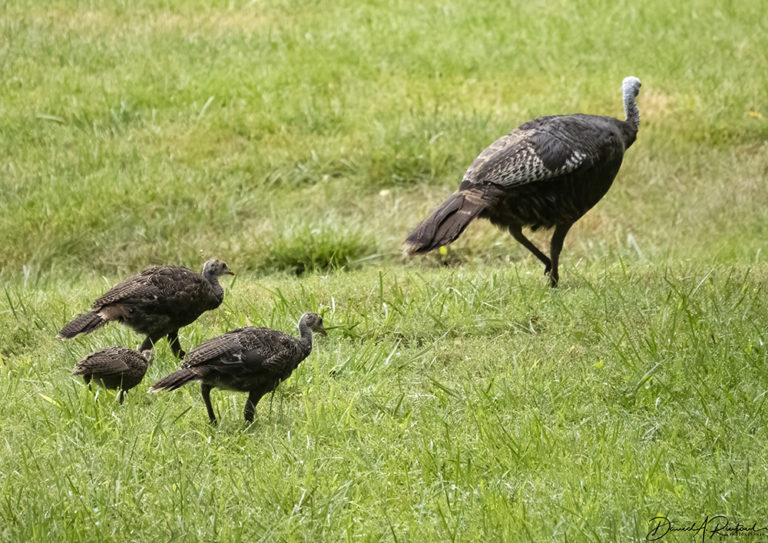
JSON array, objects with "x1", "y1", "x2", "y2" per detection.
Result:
[
  {"x1": 403, "y1": 191, "x2": 488, "y2": 255},
  {"x1": 149, "y1": 368, "x2": 198, "y2": 392},
  {"x1": 58, "y1": 311, "x2": 108, "y2": 339}
]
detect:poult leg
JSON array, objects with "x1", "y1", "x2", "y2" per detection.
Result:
[
  {"x1": 201, "y1": 383, "x2": 217, "y2": 425},
  {"x1": 243, "y1": 390, "x2": 265, "y2": 423},
  {"x1": 547, "y1": 222, "x2": 574, "y2": 287},
  {"x1": 140, "y1": 335, "x2": 161, "y2": 352},
  {"x1": 166, "y1": 330, "x2": 186, "y2": 359}
]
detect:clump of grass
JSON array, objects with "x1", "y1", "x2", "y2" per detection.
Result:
[{"x1": 262, "y1": 221, "x2": 378, "y2": 275}]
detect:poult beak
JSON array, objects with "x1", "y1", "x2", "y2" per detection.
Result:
[
  {"x1": 317, "y1": 325, "x2": 328, "y2": 336},
  {"x1": 223, "y1": 268, "x2": 235, "y2": 276}
]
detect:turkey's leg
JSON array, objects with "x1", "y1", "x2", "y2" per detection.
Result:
[
  {"x1": 548, "y1": 222, "x2": 574, "y2": 287},
  {"x1": 201, "y1": 383, "x2": 217, "y2": 424},
  {"x1": 244, "y1": 390, "x2": 266, "y2": 423},
  {"x1": 139, "y1": 334, "x2": 162, "y2": 352},
  {"x1": 166, "y1": 330, "x2": 186, "y2": 359},
  {"x1": 508, "y1": 225, "x2": 552, "y2": 270}
]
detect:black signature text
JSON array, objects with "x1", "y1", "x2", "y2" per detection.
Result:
[{"x1": 647, "y1": 515, "x2": 768, "y2": 541}]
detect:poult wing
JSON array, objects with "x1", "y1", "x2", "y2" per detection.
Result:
[
  {"x1": 74, "y1": 354, "x2": 130, "y2": 375},
  {"x1": 241, "y1": 335, "x2": 305, "y2": 375},
  {"x1": 91, "y1": 267, "x2": 169, "y2": 308},
  {"x1": 182, "y1": 331, "x2": 248, "y2": 368}
]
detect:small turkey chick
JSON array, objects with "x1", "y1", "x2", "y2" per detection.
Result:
[{"x1": 72, "y1": 346, "x2": 154, "y2": 403}]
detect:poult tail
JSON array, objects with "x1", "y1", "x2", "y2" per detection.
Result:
[
  {"x1": 403, "y1": 191, "x2": 488, "y2": 256},
  {"x1": 149, "y1": 368, "x2": 198, "y2": 392},
  {"x1": 58, "y1": 311, "x2": 107, "y2": 339}
]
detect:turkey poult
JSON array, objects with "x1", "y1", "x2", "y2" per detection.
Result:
[
  {"x1": 149, "y1": 312, "x2": 327, "y2": 424},
  {"x1": 72, "y1": 347, "x2": 154, "y2": 403},
  {"x1": 58, "y1": 259, "x2": 234, "y2": 358},
  {"x1": 404, "y1": 76, "x2": 642, "y2": 287}
]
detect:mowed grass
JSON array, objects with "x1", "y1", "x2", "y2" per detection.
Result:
[
  {"x1": 2, "y1": 0, "x2": 767, "y2": 274},
  {"x1": 1, "y1": 0, "x2": 768, "y2": 540},
  {"x1": 3, "y1": 265, "x2": 768, "y2": 540}
]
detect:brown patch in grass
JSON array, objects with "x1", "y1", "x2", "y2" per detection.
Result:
[
  {"x1": 18, "y1": 6, "x2": 273, "y2": 38},
  {"x1": 640, "y1": 89, "x2": 676, "y2": 121}
]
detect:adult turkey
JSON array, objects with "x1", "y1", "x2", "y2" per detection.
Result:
[
  {"x1": 403, "y1": 76, "x2": 642, "y2": 287},
  {"x1": 58, "y1": 259, "x2": 234, "y2": 358},
  {"x1": 72, "y1": 347, "x2": 153, "y2": 403},
  {"x1": 149, "y1": 312, "x2": 327, "y2": 424}
]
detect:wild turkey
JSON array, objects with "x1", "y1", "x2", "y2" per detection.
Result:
[
  {"x1": 150, "y1": 312, "x2": 327, "y2": 424},
  {"x1": 403, "y1": 76, "x2": 642, "y2": 287},
  {"x1": 58, "y1": 259, "x2": 234, "y2": 358},
  {"x1": 72, "y1": 347, "x2": 153, "y2": 403}
]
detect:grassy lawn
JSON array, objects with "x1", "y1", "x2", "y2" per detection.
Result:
[{"x1": 1, "y1": 0, "x2": 768, "y2": 540}]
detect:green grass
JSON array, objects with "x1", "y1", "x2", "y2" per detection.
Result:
[
  {"x1": 2, "y1": 266, "x2": 768, "y2": 540},
  {"x1": 2, "y1": 0, "x2": 768, "y2": 540}
]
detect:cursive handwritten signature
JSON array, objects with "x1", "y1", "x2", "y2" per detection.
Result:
[{"x1": 647, "y1": 515, "x2": 768, "y2": 541}]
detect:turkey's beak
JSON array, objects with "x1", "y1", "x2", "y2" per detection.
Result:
[
  {"x1": 223, "y1": 268, "x2": 235, "y2": 276},
  {"x1": 316, "y1": 325, "x2": 328, "y2": 336}
]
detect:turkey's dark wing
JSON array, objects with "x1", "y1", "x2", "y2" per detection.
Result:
[
  {"x1": 243, "y1": 335, "x2": 307, "y2": 374},
  {"x1": 461, "y1": 115, "x2": 624, "y2": 190},
  {"x1": 182, "y1": 329, "x2": 249, "y2": 368},
  {"x1": 92, "y1": 266, "x2": 197, "y2": 309},
  {"x1": 183, "y1": 327, "x2": 303, "y2": 375},
  {"x1": 73, "y1": 348, "x2": 133, "y2": 375}
]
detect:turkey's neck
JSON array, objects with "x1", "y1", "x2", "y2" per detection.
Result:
[
  {"x1": 623, "y1": 89, "x2": 640, "y2": 137},
  {"x1": 204, "y1": 274, "x2": 224, "y2": 300},
  {"x1": 298, "y1": 322, "x2": 314, "y2": 351}
]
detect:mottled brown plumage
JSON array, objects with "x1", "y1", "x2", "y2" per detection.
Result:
[
  {"x1": 58, "y1": 259, "x2": 234, "y2": 358},
  {"x1": 150, "y1": 312, "x2": 327, "y2": 424},
  {"x1": 72, "y1": 347, "x2": 153, "y2": 403},
  {"x1": 404, "y1": 77, "x2": 642, "y2": 287}
]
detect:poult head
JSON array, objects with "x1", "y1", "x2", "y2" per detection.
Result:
[
  {"x1": 140, "y1": 350, "x2": 154, "y2": 365},
  {"x1": 202, "y1": 258, "x2": 234, "y2": 278},
  {"x1": 622, "y1": 76, "x2": 642, "y2": 98},
  {"x1": 300, "y1": 312, "x2": 327, "y2": 336}
]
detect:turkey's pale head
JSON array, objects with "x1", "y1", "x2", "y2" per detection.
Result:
[
  {"x1": 141, "y1": 350, "x2": 154, "y2": 365},
  {"x1": 202, "y1": 259, "x2": 234, "y2": 279},
  {"x1": 300, "y1": 312, "x2": 327, "y2": 336},
  {"x1": 622, "y1": 76, "x2": 641, "y2": 99}
]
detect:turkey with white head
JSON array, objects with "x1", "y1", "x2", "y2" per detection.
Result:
[{"x1": 403, "y1": 76, "x2": 642, "y2": 287}]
